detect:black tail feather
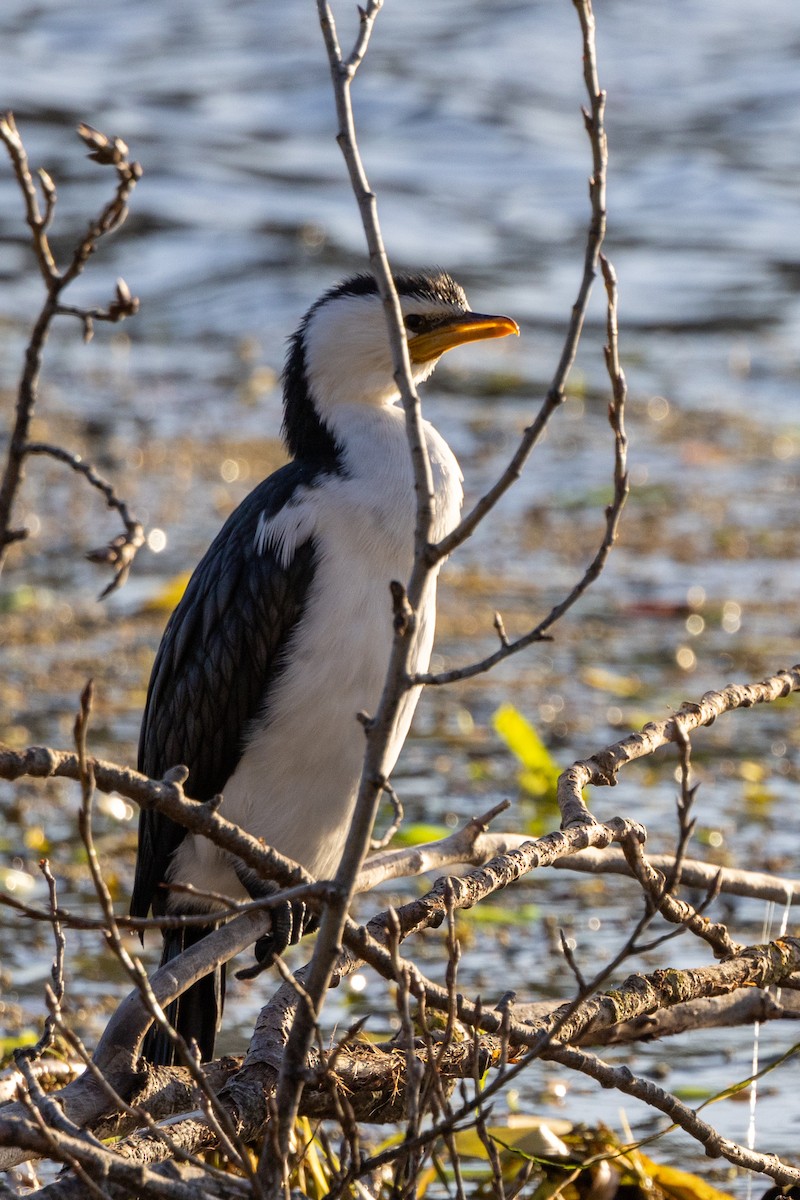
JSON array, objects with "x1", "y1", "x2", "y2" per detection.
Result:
[{"x1": 140, "y1": 924, "x2": 225, "y2": 1066}]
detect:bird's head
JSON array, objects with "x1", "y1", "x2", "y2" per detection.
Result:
[{"x1": 282, "y1": 270, "x2": 518, "y2": 463}]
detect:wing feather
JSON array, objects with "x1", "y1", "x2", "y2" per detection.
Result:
[{"x1": 131, "y1": 461, "x2": 322, "y2": 919}]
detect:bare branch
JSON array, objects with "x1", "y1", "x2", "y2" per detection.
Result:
[
  {"x1": 557, "y1": 664, "x2": 800, "y2": 825},
  {"x1": 267, "y1": 0, "x2": 446, "y2": 1176},
  {"x1": 548, "y1": 1042, "x2": 800, "y2": 1186},
  {"x1": 552, "y1": 846, "x2": 799, "y2": 906},
  {"x1": 0, "y1": 744, "x2": 317, "y2": 897},
  {"x1": 21, "y1": 860, "x2": 67, "y2": 1060},
  {"x1": 0, "y1": 112, "x2": 59, "y2": 284},
  {"x1": 0, "y1": 114, "x2": 144, "y2": 591},
  {"x1": 369, "y1": 777, "x2": 405, "y2": 851},
  {"x1": 620, "y1": 832, "x2": 739, "y2": 959},
  {"x1": 587, "y1": 987, "x2": 800, "y2": 1047},
  {"x1": 416, "y1": 21, "x2": 627, "y2": 692},
  {"x1": 430, "y1": 0, "x2": 609, "y2": 564},
  {"x1": 24, "y1": 442, "x2": 146, "y2": 597}
]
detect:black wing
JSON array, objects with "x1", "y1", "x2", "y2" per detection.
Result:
[{"x1": 131, "y1": 460, "x2": 320, "y2": 919}]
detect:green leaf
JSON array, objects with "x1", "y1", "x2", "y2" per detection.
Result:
[
  {"x1": 391, "y1": 822, "x2": 451, "y2": 846},
  {"x1": 0, "y1": 584, "x2": 47, "y2": 613},
  {"x1": 672, "y1": 1085, "x2": 713, "y2": 1101},
  {"x1": 461, "y1": 902, "x2": 540, "y2": 927},
  {"x1": 0, "y1": 1030, "x2": 38, "y2": 1060}
]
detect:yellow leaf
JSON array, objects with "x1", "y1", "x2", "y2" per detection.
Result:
[
  {"x1": 24, "y1": 825, "x2": 50, "y2": 853},
  {"x1": 140, "y1": 572, "x2": 191, "y2": 614},
  {"x1": 0, "y1": 1031, "x2": 38, "y2": 1060},
  {"x1": 580, "y1": 666, "x2": 642, "y2": 698},
  {"x1": 415, "y1": 1163, "x2": 437, "y2": 1198},
  {"x1": 633, "y1": 1151, "x2": 737, "y2": 1200},
  {"x1": 295, "y1": 1118, "x2": 332, "y2": 1196},
  {"x1": 392, "y1": 822, "x2": 451, "y2": 846},
  {"x1": 739, "y1": 760, "x2": 765, "y2": 783},
  {"x1": 493, "y1": 704, "x2": 560, "y2": 798}
]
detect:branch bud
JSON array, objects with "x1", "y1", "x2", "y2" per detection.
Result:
[
  {"x1": 38, "y1": 168, "x2": 56, "y2": 202},
  {"x1": 107, "y1": 277, "x2": 140, "y2": 322},
  {"x1": 77, "y1": 123, "x2": 129, "y2": 166},
  {"x1": 390, "y1": 579, "x2": 414, "y2": 635}
]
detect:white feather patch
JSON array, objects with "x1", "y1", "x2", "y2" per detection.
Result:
[{"x1": 254, "y1": 493, "x2": 318, "y2": 566}]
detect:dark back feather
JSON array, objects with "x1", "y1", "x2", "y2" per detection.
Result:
[{"x1": 131, "y1": 460, "x2": 325, "y2": 919}]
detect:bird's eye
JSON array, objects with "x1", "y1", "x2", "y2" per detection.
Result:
[{"x1": 404, "y1": 314, "x2": 425, "y2": 334}]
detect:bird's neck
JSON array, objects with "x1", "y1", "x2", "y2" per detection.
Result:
[
  {"x1": 319, "y1": 401, "x2": 464, "y2": 545},
  {"x1": 320, "y1": 401, "x2": 410, "y2": 479},
  {"x1": 281, "y1": 328, "x2": 344, "y2": 469}
]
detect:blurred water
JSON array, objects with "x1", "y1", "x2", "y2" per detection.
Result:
[
  {"x1": 1, "y1": 0, "x2": 798, "y2": 413},
  {"x1": 0, "y1": 0, "x2": 799, "y2": 1189}
]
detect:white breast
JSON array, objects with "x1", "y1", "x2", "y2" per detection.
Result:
[{"x1": 169, "y1": 403, "x2": 462, "y2": 902}]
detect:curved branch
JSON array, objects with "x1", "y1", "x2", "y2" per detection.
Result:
[
  {"x1": 548, "y1": 1042, "x2": 800, "y2": 1186},
  {"x1": 0, "y1": 746, "x2": 316, "y2": 895},
  {"x1": 0, "y1": 115, "x2": 143, "y2": 593},
  {"x1": 24, "y1": 443, "x2": 145, "y2": 597},
  {"x1": 415, "y1": 30, "x2": 627, "y2": 692},
  {"x1": 430, "y1": 0, "x2": 608, "y2": 564},
  {"x1": 557, "y1": 665, "x2": 800, "y2": 825}
]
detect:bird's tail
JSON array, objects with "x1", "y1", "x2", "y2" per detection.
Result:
[{"x1": 140, "y1": 924, "x2": 226, "y2": 1066}]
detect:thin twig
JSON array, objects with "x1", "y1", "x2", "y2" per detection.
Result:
[
  {"x1": 14, "y1": 860, "x2": 68, "y2": 1061},
  {"x1": 557, "y1": 664, "x2": 800, "y2": 826},
  {"x1": 270, "y1": 1, "x2": 444, "y2": 1181},
  {"x1": 369, "y1": 778, "x2": 405, "y2": 850},
  {"x1": 548, "y1": 1042, "x2": 800, "y2": 1186},
  {"x1": 72, "y1": 683, "x2": 260, "y2": 1188},
  {"x1": 620, "y1": 833, "x2": 739, "y2": 959},
  {"x1": 428, "y1": 0, "x2": 609, "y2": 567},
  {"x1": 0, "y1": 114, "x2": 143, "y2": 594},
  {"x1": 415, "y1": 2, "x2": 625, "y2": 690},
  {"x1": 25, "y1": 442, "x2": 145, "y2": 596}
]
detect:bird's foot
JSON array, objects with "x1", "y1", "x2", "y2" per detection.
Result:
[{"x1": 235, "y1": 899, "x2": 319, "y2": 980}]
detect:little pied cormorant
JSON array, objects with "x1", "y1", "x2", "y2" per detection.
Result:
[{"x1": 131, "y1": 270, "x2": 518, "y2": 1064}]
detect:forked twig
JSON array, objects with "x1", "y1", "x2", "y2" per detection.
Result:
[
  {"x1": 416, "y1": 22, "x2": 627, "y2": 691},
  {"x1": 429, "y1": 0, "x2": 611, "y2": 566},
  {"x1": 0, "y1": 114, "x2": 144, "y2": 595}
]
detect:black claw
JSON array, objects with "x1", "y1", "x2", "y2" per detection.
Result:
[{"x1": 235, "y1": 899, "x2": 318, "y2": 981}]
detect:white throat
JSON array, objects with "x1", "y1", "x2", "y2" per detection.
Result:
[{"x1": 303, "y1": 294, "x2": 441, "y2": 417}]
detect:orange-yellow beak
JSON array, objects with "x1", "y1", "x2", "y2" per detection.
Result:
[{"x1": 408, "y1": 312, "x2": 519, "y2": 364}]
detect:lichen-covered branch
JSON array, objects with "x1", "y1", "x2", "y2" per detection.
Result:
[{"x1": 558, "y1": 664, "x2": 800, "y2": 825}]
